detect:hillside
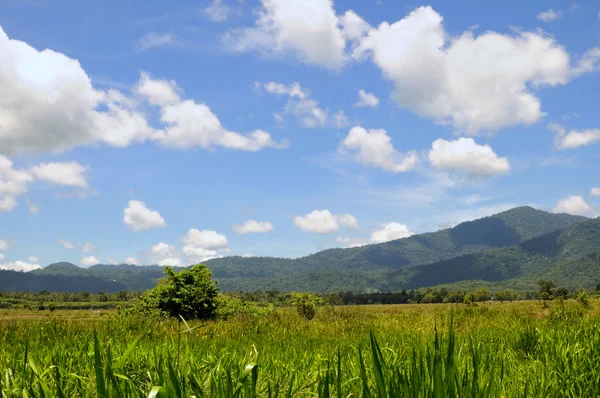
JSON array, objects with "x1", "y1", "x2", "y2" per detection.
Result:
[
  {"x1": 396, "y1": 217, "x2": 600, "y2": 290},
  {"x1": 205, "y1": 206, "x2": 586, "y2": 277}
]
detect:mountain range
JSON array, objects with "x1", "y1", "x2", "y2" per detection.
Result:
[{"x1": 1, "y1": 206, "x2": 599, "y2": 293}]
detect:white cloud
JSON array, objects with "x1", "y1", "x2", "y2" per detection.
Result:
[
  {"x1": 0, "y1": 240, "x2": 8, "y2": 251},
  {"x1": 339, "y1": 126, "x2": 418, "y2": 173},
  {"x1": 335, "y1": 236, "x2": 366, "y2": 248},
  {"x1": 293, "y1": 210, "x2": 358, "y2": 234},
  {"x1": 339, "y1": 10, "x2": 371, "y2": 42},
  {"x1": 429, "y1": 138, "x2": 510, "y2": 178},
  {"x1": 137, "y1": 32, "x2": 174, "y2": 51},
  {"x1": 260, "y1": 81, "x2": 347, "y2": 128},
  {"x1": 537, "y1": 9, "x2": 564, "y2": 22},
  {"x1": 181, "y1": 229, "x2": 229, "y2": 263},
  {"x1": 371, "y1": 222, "x2": 413, "y2": 243},
  {"x1": 0, "y1": 254, "x2": 3, "y2": 261},
  {"x1": 233, "y1": 220, "x2": 274, "y2": 234},
  {"x1": 182, "y1": 246, "x2": 220, "y2": 263},
  {"x1": 571, "y1": 47, "x2": 600, "y2": 77},
  {"x1": 553, "y1": 195, "x2": 597, "y2": 217},
  {"x1": 591, "y1": 188, "x2": 600, "y2": 197},
  {"x1": 138, "y1": 74, "x2": 288, "y2": 151},
  {"x1": 550, "y1": 123, "x2": 600, "y2": 150},
  {"x1": 26, "y1": 201, "x2": 39, "y2": 214},
  {"x1": 355, "y1": 89, "x2": 380, "y2": 108},
  {"x1": 0, "y1": 195, "x2": 16, "y2": 212},
  {"x1": 123, "y1": 200, "x2": 166, "y2": 231},
  {"x1": 78, "y1": 242, "x2": 97, "y2": 253},
  {"x1": 353, "y1": 6, "x2": 572, "y2": 134},
  {"x1": 158, "y1": 258, "x2": 184, "y2": 267},
  {"x1": 206, "y1": 0, "x2": 229, "y2": 22},
  {"x1": 223, "y1": 0, "x2": 348, "y2": 70},
  {"x1": 182, "y1": 229, "x2": 228, "y2": 249},
  {"x1": 0, "y1": 260, "x2": 41, "y2": 272},
  {"x1": 59, "y1": 239, "x2": 75, "y2": 249},
  {"x1": 27, "y1": 256, "x2": 39, "y2": 263},
  {"x1": 125, "y1": 256, "x2": 139, "y2": 265},
  {"x1": 29, "y1": 162, "x2": 90, "y2": 187},
  {"x1": 80, "y1": 256, "x2": 100, "y2": 267},
  {"x1": 0, "y1": 27, "x2": 283, "y2": 156},
  {"x1": 151, "y1": 242, "x2": 185, "y2": 267},
  {"x1": 0, "y1": 26, "x2": 156, "y2": 155}
]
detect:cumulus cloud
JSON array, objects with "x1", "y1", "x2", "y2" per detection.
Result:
[
  {"x1": 428, "y1": 138, "x2": 510, "y2": 178},
  {"x1": 0, "y1": 25, "x2": 156, "y2": 155},
  {"x1": 571, "y1": 47, "x2": 600, "y2": 78},
  {"x1": 553, "y1": 195, "x2": 597, "y2": 217},
  {"x1": 355, "y1": 89, "x2": 380, "y2": 108},
  {"x1": 78, "y1": 242, "x2": 97, "y2": 253},
  {"x1": 537, "y1": 9, "x2": 564, "y2": 22},
  {"x1": 27, "y1": 256, "x2": 39, "y2": 263},
  {"x1": 591, "y1": 188, "x2": 600, "y2": 197},
  {"x1": 233, "y1": 220, "x2": 274, "y2": 234},
  {"x1": 125, "y1": 256, "x2": 139, "y2": 265},
  {"x1": 123, "y1": 200, "x2": 166, "y2": 231},
  {"x1": 0, "y1": 260, "x2": 41, "y2": 272},
  {"x1": 0, "y1": 254, "x2": 3, "y2": 261},
  {"x1": 223, "y1": 0, "x2": 349, "y2": 70},
  {"x1": 260, "y1": 81, "x2": 347, "y2": 128},
  {"x1": 0, "y1": 156, "x2": 93, "y2": 211},
  {"x1": 137, "y1": 74, "x2": 288, "y2": 151},
  {"x1": 293, "y1": 210, "x2": 358, "y2": 234},
  {"x1": 339, "y1": 126, "x2": 418, "y2": 173},
  {"x1": 29, "y1": 162, "x2": 90, "y2": 187},
  {"x1": 181, "y1": 229, "x2": 229, "y2": 263},
  {"x1": 0, "y1": 240, "x2": 8, "y2": 251},
  {"x1": 151, "y1": 242, "x2": 184, "y2": 267},
  {"x1": 137, "y1": 32, "x2": 174, "y2": 51},
  {"x1": 549, "y1": 123, "x2": 600, "y2": 150},
  {"x1": 205, "y1": 0, "x2": 229, "y2": 22},
  {"x1": 80, "y1": 256, "x2": 100, "y2": 267},
  {"x1": 370, "y1": 222, "x2": 413, "y2": 243},
  {"x1": 353, "y1": 6, "x2": 573, "y2": 134},
  {"x1": 335, "y1": 236, "x2": 366, "y2": 248},
  {"x1": 0, "y1": 27, "x2": 284, "y2": 155},
  {"x1": 59, "y1": 239, "x2": 75, "y2": 249}
]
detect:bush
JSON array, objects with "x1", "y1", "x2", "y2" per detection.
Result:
[
  {"x1": 128, "y1": 264, "x2": 219, "y2": 320},
  {"x1": 292, "y1": 292, "x2": 321, "y2": 320}
]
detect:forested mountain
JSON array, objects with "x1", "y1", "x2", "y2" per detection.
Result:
[{"x1": 1, "y1": 206, "x2": 595, "y2": 293}]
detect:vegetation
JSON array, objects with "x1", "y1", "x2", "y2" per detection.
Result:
[
  {"x1": 2, "y1": 300, "x2": 600, "y2": 396},
  {"x1": 2, "y1": 207, "x2": 591, "y2": 294}
]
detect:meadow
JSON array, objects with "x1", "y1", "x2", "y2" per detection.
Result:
[{"x1": 1, "y1": 300, "x2": 600, "y2": 397}]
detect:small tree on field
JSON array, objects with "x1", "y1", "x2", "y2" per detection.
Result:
[
  {"x1": 135, "y1": 264, "x2": 219, "y2": 320},
  {"x1": 474, "y1": 288, "x2": 491, "y2": 302},
  {"x1": 495, "y1": 290, "x2": 507, "y2": 303},
  {"x1": 538, "y1": 279, "x2": 555, "y2": 300},
  {"x1": 292, "y1": 292, "x2": 321, "y2": 320}
]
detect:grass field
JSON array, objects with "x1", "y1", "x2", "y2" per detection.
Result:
[{"x1": 1, "y1": 300, "x2": 600, "y2": 397}]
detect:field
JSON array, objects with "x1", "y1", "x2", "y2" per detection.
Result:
[{"x1": 1, "y1": 300, "x2": 600, "y2": 397}]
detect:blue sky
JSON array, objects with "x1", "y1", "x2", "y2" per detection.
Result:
[{"x1": 0, "y1": 0, "x2": 599, "y2": 270}]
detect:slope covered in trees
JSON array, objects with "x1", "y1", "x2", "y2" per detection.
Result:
[{"x1": 0, "y1": 206, "x2": 593, "y2": 293}]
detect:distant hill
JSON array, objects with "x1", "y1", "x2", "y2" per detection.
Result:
[{"x1": 0, "y1": 206, "x2": 592, "y2": 293}]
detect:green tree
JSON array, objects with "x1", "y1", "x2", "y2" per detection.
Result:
[
  {"x1": 495, "y1": 290, "x2": 507, "y2": 303},
  {"x1": 136, "y1": 264, "x2": 219, "y2": 320},
  {"x1": 538, "y1": 279, "x2": 555, "y2": 299},
  {"x1": 292, "y1": 292, "x2": 321, "y2": 320},
  {"x1": 475, "y1": 288, "x2": 491, "y2": 302}
]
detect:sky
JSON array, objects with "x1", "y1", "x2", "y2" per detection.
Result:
[{"x1": 0, "y1": 0, "x2": 599, "y2": 271}]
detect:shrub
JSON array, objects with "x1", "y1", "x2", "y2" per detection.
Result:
[
  {"x1": 128, "y1": 264, "x2": 219, "y2": 320},
  {"x1": 292, "y1": 292, "x2": 321, "y2": 320}
]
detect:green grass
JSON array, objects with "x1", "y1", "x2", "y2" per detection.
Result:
[{"x1": 1, "y1": 301, "x2": 600, "y2": 396}]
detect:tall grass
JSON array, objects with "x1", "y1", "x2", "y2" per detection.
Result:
[{"x1": 1, "y1": 301, "x2": 599, "y2": 396}]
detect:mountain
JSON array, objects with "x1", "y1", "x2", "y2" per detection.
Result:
[
  {"x1": 0, "y1": 206, "x2": 592, "y2": 293},
  {"x1": 394, "y1": 217, "x2": 600, "y2": 290}
]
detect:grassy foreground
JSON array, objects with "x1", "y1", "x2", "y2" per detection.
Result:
[{"x1": 1, "y1": 301, "x2": 600, "y2": 397}]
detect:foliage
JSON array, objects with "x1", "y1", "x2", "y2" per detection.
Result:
[
  {"x1": 131, "y1": 264, "x2": 219, "y2": 320},
  {"x1": 292, "y1": 292, "x2": 321, "y2": 320}
]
